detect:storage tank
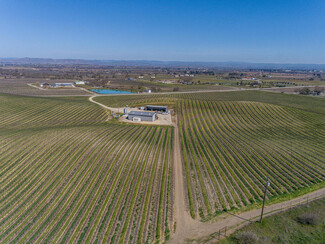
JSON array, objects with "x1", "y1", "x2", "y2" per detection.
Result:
[{"x1": 124, "y1": 108, "x2": 127, "y2": 115}]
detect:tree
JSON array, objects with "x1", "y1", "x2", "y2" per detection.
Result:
[
  {"x1": 314, "y1": 86, "x2": 324, "y2": 95},
  {"x1": 298, "y1": 87, "x2": 310, "y2": 95},
  {"x1": 182, "y1": 77, "x2": 193, "y2": 83},
  {"x1": 173, "y1": 87, "x2": 180, "y2": 92},
  {"x1": 137, "y1": 86, "x2": 146, "y2": 92}
]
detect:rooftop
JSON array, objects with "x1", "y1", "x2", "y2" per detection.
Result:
[
  {"x1": 146, "y1": 105, "x2": 168, "y2": 108},
  {"x1": 128, "y1": 111, "x2": 156, "y2": 117}
]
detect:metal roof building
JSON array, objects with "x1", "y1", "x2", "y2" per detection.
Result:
[
  {"x1": 128, "y1": 111, "x2": 156, "y2": 122},
  {"x1": 145, "y1": 105, "x2": 168, "y2": 113},
  {"x1": 50, "y1": 83, "x2": 74, "y2": 88}
]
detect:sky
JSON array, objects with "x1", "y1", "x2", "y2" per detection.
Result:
[{"x1": 0, "y1": 0, "x2": 324, "y2": 63}]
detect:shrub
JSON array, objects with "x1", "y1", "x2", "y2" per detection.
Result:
[
  {"x1": 296, "y1": 213, "x2": 319, "y2": 225},
  {"x1": 298, "y1": 87, "x2": 310, "y2": 95},
  {"x1": 173, "y1": 87, "x2": 180, "y2": 92},
  {"x1": 232, "y1": 231, "x2": 259, "y2": 244}
]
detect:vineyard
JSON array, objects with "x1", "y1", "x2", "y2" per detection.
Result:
[
  {"x1": 0, "y1": 89, "x2": 324, "y2": 243},
  {"x1": 96, "y1": 91, "x2": 325, "y2": 219},
  {"x1": 0, "y1": 93, "x2": 174, "y2": 243},
  {"x1": 95, "y1": 90, "x2": 325, "y2": 115},
  {"x1": 178, "y1": 99, "x2": 325, "y2": 218},
  {"x1": 0, "y1": 79, "x2": 90, "y2": 96},
  {"x1": 0, "y1": 94, "x2": 108, "y2": 129}
]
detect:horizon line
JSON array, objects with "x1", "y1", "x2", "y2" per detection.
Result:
[{"x1": 1, "y1": 57, "x2": 325, "y2": 66}]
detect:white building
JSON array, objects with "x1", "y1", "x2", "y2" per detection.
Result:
[
  {"x1": 74, "y1": 81, "x2": 85, "y2": 85},
  {"x1": 40, "y1": 83, "x2": 49, "y2": 87},
  {"x1": 50, "y1": 83, "x2": 74, "y2": 88},
  {"x1": 128, "y1": 111, "x2": 156, "y2": 122}
]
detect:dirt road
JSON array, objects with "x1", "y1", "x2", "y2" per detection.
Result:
[
  {"x1": 77, "y1": 87, "x2": 97, "y2": 95},
  {"x1": 171, "y1": 117, "x2": 198, "y2": 241},
  {"x1": 170, "y1": 184, "x2": 325, "y2": 243},
  {"x1": 89, "y1": 95, "x2": 119, "y2": 113},
  {"x1": 27, "y1": 83, "x2": 47, "y2": 90}
]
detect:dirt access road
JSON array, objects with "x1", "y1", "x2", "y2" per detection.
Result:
[
  {"x1": 172, "y1": 118, "x2": 198, "y2": 241},
  {"x1": 89, "y1": 96, "x2": 120, "y2": 113}
]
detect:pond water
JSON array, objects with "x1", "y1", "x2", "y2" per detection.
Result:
[{"x1": 91, "y1": 89, "x2": 134, "y2": 94}]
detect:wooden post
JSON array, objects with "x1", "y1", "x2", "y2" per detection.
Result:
[{"x1": 260, "y1": 178, "x2": 270, "y2": 223}]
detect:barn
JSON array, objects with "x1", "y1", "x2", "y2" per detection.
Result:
[
  {"x1": 74, "y1": 81, "x2": 86, "y2": 85},
  {"x1": 128, "y1": 111, "x2": 156, "y2": 122},
  {"x1": 50, "y1": 83, "x2": 74, "y2": 88},
  {"x1": 145, "y1": 105, "x2": 168, "y2": 113}
]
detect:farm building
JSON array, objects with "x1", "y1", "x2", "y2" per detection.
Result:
[
  {"x1": 146, "y1": 105, "x2": 168, "y2": 113},
  {"x1": 74, "y1": 81, "x2": 85, "y2": 85},
  {"x1": 50, "y1": 83, "x2": 74, "y2": 88},
  {"x1": 128, "y1": 111, "x2": 156, "y2": 122},
  {"x1": 40, "y1": 82, "x2": 49, "y2": 87}
]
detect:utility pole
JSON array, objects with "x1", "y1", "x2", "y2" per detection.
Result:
[{"x1": 260, "y1": 177, "x2": 270, "y2": 223}]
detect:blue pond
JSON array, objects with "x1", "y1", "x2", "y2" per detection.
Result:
[{"x1": 91, "y1": 89, "x2": 134, "y2": 94}]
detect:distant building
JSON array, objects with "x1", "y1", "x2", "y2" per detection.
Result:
[
  {"x1": 128, "y1": 111, "x2": 156, "y2": 122},
  {"x1": 50, "y1": 83, "x2": 74, "y2": 88},
  {"x1": 138, "y1": 76, "x2": 144, "y2": 79},
  {"x1": 74, "y1": 81, "x2": 85, "y2": 85},
  {"x1": 40, "y1": 82, "x2": 49, "y2": 87},
  {"x1": 145, "y1": 89, "x2": 151, "y2": 93},
  {"x1": 146, "y1": 105, "x2": 168, "y2": 113},
  {"x1": 242, "y1": 77, "x2": 256, "y2": 81}
]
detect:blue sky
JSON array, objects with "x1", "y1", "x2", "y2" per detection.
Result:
[{"x1": 0, "y1": 0, "x2": 324, "y2": 63}]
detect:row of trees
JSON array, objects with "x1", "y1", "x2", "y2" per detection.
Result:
[{"x1": 297, "y1": 86, "x2": 324, "y2": 95}]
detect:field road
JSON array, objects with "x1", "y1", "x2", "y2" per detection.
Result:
[
  {"x1": 27, "y1": 83, "x2": 47, "y2": 90},
  {"x1": 88, "y1": 96, "x2": 119, "y2": 113},
  {"x1": 77, "y1": 87, "x2": 97, "y2": 95},
  {"x1": 171, "y1": 116, "x2": 198, "y2": 241},
  {"x1": 169, "y1": 186, "x2": 325, "y2": 243}
]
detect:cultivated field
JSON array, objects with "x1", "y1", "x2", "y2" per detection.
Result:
[
  {"x1": 0, "y1": 88, "x2": 324, "y2": 243},
  {"x1": 0, "y1": 93, "x2": 174, "y2": 243},
  {"x1": 177, "y1": 99, "x2": 324, "y2": 218},
  {"x1": 0, "y1": 79, "x2": 90, "y2": 96}
]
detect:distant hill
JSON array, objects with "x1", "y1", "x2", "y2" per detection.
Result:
[{"x1": 0, "y1": 57, "x2": 324, "y2": 70}]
